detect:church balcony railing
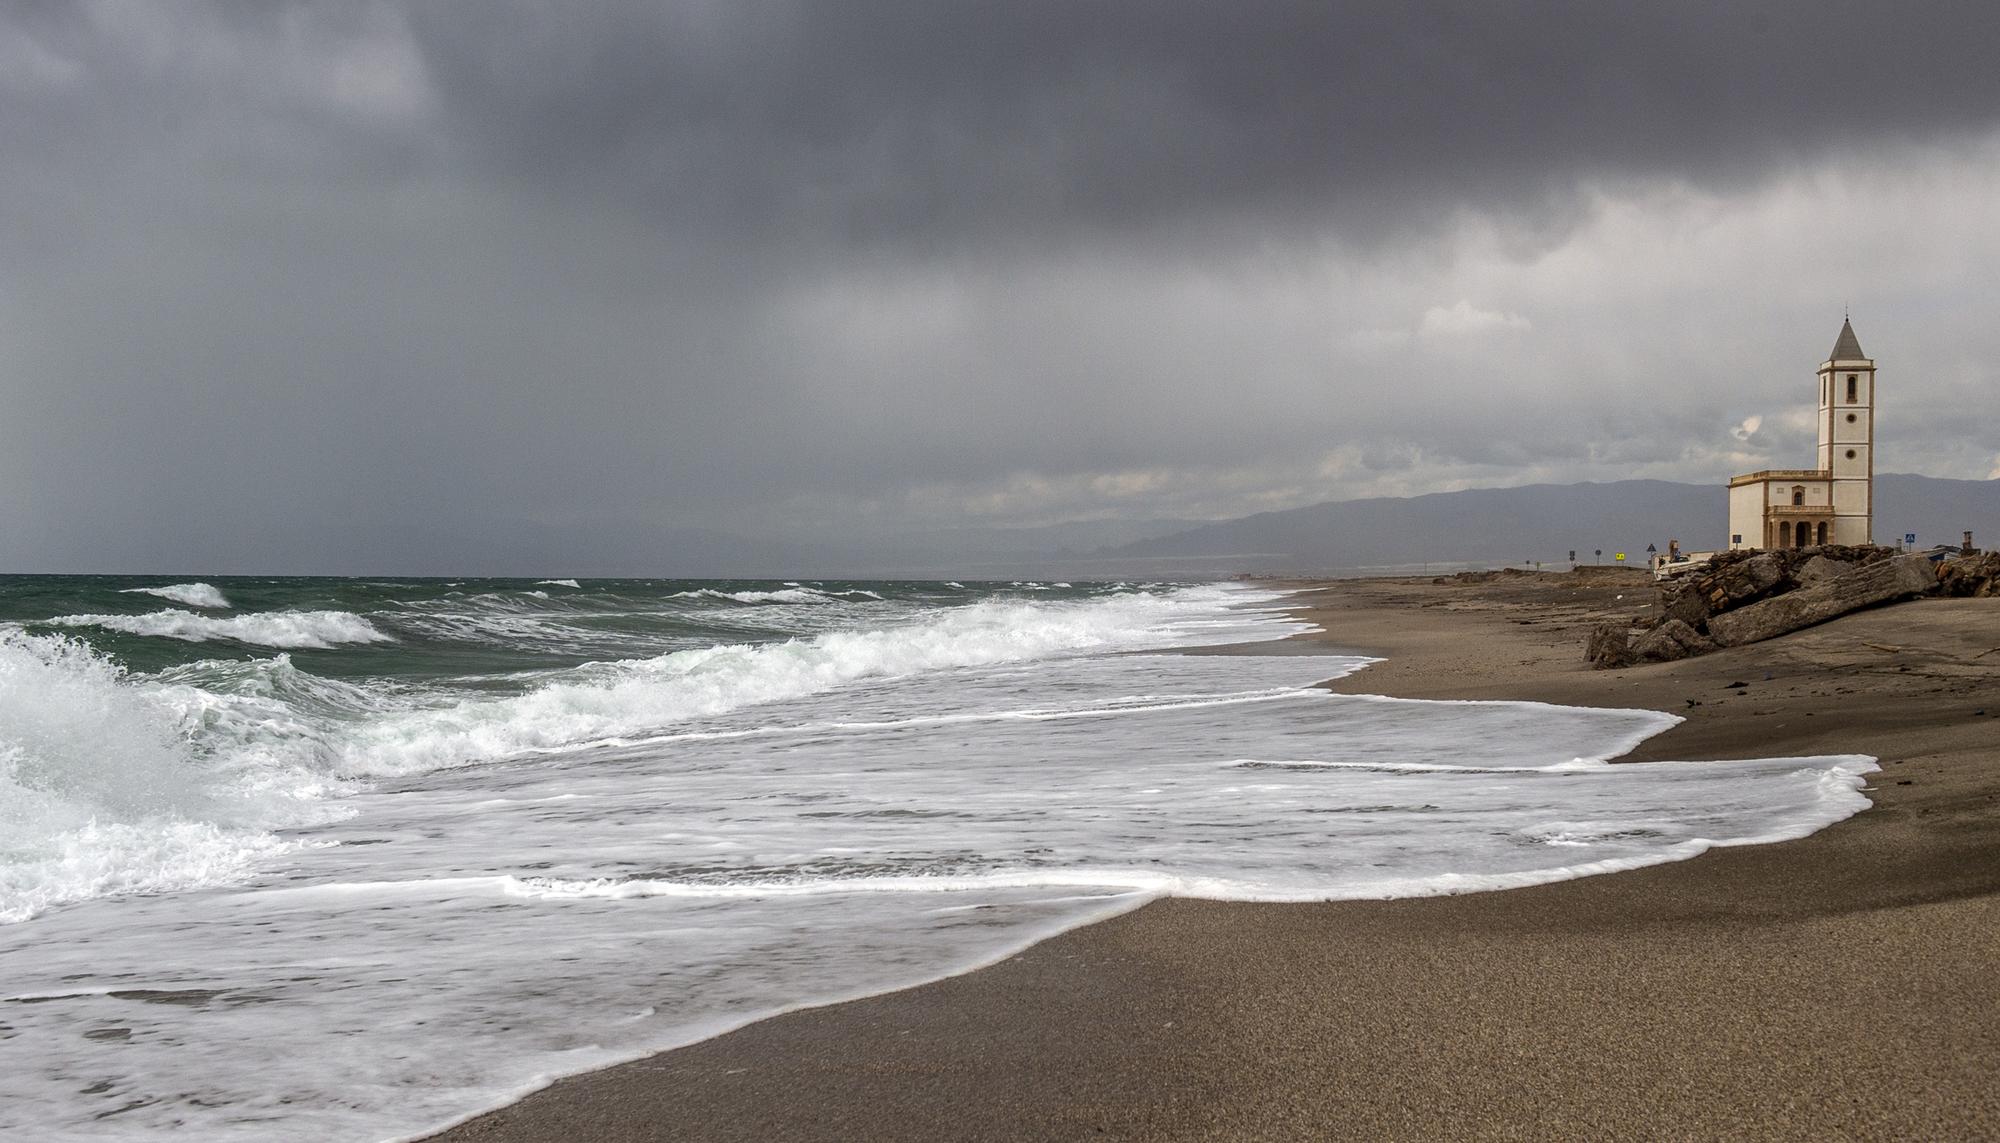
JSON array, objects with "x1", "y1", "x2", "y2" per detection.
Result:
[
  {"x1": 1768, "y1": 505, "x2": 1834, "y2": 516},
  {"x1": 1730, "y1": 468, "x2": 1829, "y2": 487}
]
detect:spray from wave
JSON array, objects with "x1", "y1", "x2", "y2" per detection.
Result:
[{"x1": 0, "y1": 630, "x2": 313, "y2": 923}]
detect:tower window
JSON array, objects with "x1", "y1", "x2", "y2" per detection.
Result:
[
  {"x1": 1846, "y1": 449, "x2": 1858, "y2": 459},
  {"x1": 1846, "y1": 375, "x2": 1858, "y2": 403},
  {"x1": 1846, "y1": 413, "x2": 1857, "y2": 424}
]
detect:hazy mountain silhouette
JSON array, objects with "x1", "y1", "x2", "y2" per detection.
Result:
[{"x1": 1093, "y1": 474, "x2": 1996, "y2": 573}]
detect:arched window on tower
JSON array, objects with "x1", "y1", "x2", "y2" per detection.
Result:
[
  {"x1": 1846, "y1": 374, "x2": 1859, "y2": 403},
  {"x1": 1792, "y1": 485, "x2": 1805, "y2": 506}
]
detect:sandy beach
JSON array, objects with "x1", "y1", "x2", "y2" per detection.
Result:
[{"x1": 432, "y1": 571, "x2": 2000, "y2": 1141}]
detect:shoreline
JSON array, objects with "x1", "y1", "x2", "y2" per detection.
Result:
[{"x1": 432, "y1": 574, "x2": 2000, "y2": 1141}]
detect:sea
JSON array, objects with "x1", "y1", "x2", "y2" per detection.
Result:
[{"x1": 0, "y1": 576, "x2": 1874, "y2": 1141}]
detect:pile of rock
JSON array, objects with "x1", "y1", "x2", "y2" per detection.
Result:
[
  {"x1": 1589, "y1": 545, "x2": 1941, "y2": 667},
  {"x1": 1937, "y1": 552, "x2": 2000, "y2": 598}
]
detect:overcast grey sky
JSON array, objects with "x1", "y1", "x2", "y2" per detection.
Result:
[{"x1": 3, "y1": 2, "x2": 1997, "y2": 572}]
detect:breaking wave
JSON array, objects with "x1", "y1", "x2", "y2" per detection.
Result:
[
  {"x1": 42, "y1": 609, "x2": 391, "y2": 649},
  {"x1": 671, "y1": 587, "x2": 881, "y2": 605},
  {"x1": 118, "y1": 582, "x2": 232, "y2": 609},
  {"x1": 339, "y1": 591, "x2": 1248, "y2": 776},
  {"x1": 0, "y1": 631, "x2": 325, "y2": 922}
]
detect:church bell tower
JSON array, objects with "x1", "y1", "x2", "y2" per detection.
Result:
[{"x1": 1816, "y1": 317, "x2": 1875, "y2": 545}]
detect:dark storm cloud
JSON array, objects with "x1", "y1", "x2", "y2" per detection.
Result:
[
  {"x1": 2, "y1": 2, "x2": 1998, "y2": 573},
  {"x1": 397, "y1": 1, "x2": 2000, "y2": 252}
]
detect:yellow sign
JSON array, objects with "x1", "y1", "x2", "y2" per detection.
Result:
[{"x1": 1614, "y1": 553, "x2": 1626, "y2": 562}]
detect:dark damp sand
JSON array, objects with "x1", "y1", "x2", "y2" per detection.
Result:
[{"x1": 430, "y1": 573, "x2": 2000, "y2": 1142}]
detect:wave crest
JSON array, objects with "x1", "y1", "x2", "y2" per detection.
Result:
[
  {"x1": 119, "y1": 582, "x2": 231, "y2": 609},
  {"x1": 44, "y1": 609, "x2": 392, "y2": 649},
  {"x1": 670, "y1": 587, "x2": 884, "y2": 605},
  {"x1": 339, "y1": 592, "x2": 1238, "y2": 776}
]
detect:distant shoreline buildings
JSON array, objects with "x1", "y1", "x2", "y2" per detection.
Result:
[{"x1": 1727, "y1": 318, "x2": 1876, "y2": 551}]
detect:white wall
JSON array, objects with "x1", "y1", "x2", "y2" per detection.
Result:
[{"x1": 1728, "y1": 482, "x2": 1766, "y2": 548}]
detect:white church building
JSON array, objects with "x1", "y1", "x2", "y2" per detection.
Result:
[{"x1": 1727, "y1": 318, "x2": 1876, "y2": 550}]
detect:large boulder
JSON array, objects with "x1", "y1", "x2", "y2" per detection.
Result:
[
  {"x1": 1707, "y1": 554, "x2": 1939, "y2": 647},
  {"x1": 1631, "y1": 618, "x2": 1717, "y2": 662},
  {"x1": 1794, "y1": 554, "x2": 1860, "y2": 588}
]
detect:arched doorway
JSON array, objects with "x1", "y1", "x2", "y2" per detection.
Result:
[
  {"x1": 1795, "y1": 521, "x2": 1811, "y2": 548},
  {"x1": 1817, "y1": 521, "x2": 1828, "y2": 545}
]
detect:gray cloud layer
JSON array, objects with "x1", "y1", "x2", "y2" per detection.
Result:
[
  {"x1": 3, "y1": 2, "x2": 1997, "y2": 572},
  {"x1": 413, "y1": 3, "x2": 2000, "y2": 250}
]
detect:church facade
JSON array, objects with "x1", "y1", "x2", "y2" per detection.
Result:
[{"x1": 1727, "y1": 318, "x2": 1876, "y2": 550}]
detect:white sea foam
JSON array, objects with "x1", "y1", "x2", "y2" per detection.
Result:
[
  {"x1": 535, "y1": 579, "x2": 581, "y2": 589},
  {"x1": 386, "y1": 594, "x2": 624, "y2": 656},
  {"x1": 337, "y1": 589, "x2": 1284, "y2": 777},
  {"x1": 0, "y1": 819, "x2": 292, "y2": 925},
  {"x1": 43, "y1": 608, "x2": 392, "y2": 649},
  {"x1": 118, "y1": 582, "x2": 231, "y2": 609}
]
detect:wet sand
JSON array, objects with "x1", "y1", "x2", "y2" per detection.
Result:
[{"x1": 432, "y1": 572, "x2": 2000, "y2": 1141}]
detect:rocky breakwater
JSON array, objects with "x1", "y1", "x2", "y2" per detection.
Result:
[
  {"x1": 1937, "y1": 552, "x2": 2000, "y2": 599},
  {"x1": 1589, "y1": 545, "x2": 1958, "y2": 667},
  {"x1": 1705, "y1": 554, "x2": 1938, "y2": 647}
]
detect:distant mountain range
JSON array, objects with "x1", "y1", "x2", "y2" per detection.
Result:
[
  {"x1": 266, "y1": 473, "x2": 1988, "y2": 578},
  {"x1": 1080, "y1": 473, "x2": 1997, "y2": 575}
]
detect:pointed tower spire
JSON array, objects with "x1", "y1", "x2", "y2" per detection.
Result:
[{"x1": 1830, "y1": 316, "x2": 1865, "y2": 361}]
